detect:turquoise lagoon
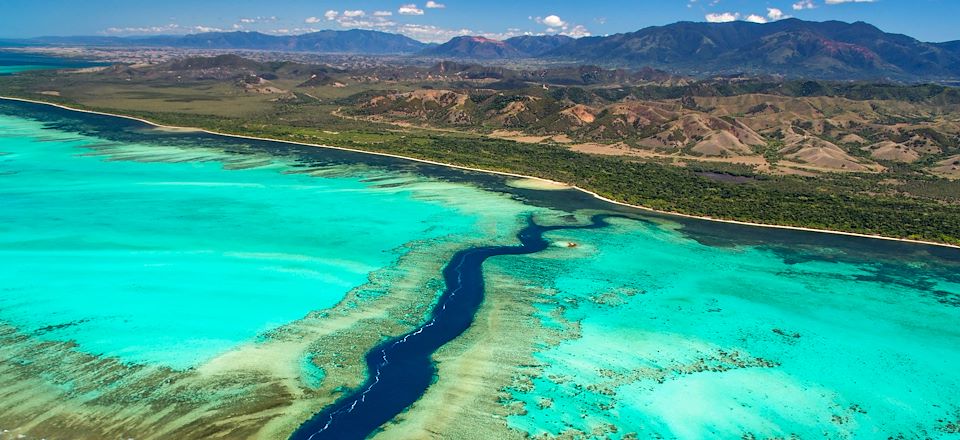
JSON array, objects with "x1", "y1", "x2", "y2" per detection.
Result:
[
  {"x1": 0, "y1": 104, "x2": 535, "y2": 369},
  {"x1": 0, "y1": 51, "x2": 101, "y2": 75},
  {"x1": 503, "y1": 217, "x2": 960, "y2": 438},
  {"x1": 0, "y1": 66, "x2": 46, "y2": 75},
  {"x1": 1, "y1": 98, "x2": 959, "y2": 439}
]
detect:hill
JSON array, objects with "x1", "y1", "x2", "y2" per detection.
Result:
[
  {"x1": 419, "y1": 36, "x2": 523, "y2": 59},
  {"x1": 418, "y1": 35, "x2": 573, "y2": 59}
]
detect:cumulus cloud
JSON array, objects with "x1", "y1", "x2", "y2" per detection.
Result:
[
  {"x1": 324, "y1": 10, "x2": 339, "y2": 20},
  {"x1": 425, "y1": 1, "x2": 445, "y2": 8},
  {"x1": 542, "y1": 15, "x2": 567, "y2": 28},
  {"x1": 705, "y1": 12, "x2": 739, "y2": 23},
  {"x1": 706, "y1": 7, "x2": 787, "y2": 24},
  {"x1": 343, "y1": 10, "x2": 365, "y2": 17},
  {"x1": 304, "y1": 16, "x2": 322, "y2": 24},
  {"x1": 793, "y1": 0, "x2": 815, "y2": 10},
  {"x1": 373, "y1": 10, "x2": 393, "y2": 16},
  {"x1": 398, "y1": 4, "x2": 425, "y2": 15},
  {"x1": 532, "y1": 14, "x2": 591, "y2": 37}
]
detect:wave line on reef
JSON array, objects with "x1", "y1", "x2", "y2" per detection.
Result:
[{"x1": 291, "y1": 215, "x2": 617, "y2": 440}]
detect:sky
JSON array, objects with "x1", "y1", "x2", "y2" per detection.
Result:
[{"x1": 1, "y1": 0, "x2": 957, "y2": 43}]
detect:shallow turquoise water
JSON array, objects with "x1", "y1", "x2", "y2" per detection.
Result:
[
  {"x1": 0, "y1": 65, "x2": 46, "y2": 74},
  {"x1": 0, "y1": 111, "x2": 533, "y2": 369},
  {"x1": 506, "y1": 217, "x2": 960, "y2": 439}
]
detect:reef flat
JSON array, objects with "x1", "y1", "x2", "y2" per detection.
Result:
[{"x1": 377, "y1": 214, "x2": 960, "y2": 439}]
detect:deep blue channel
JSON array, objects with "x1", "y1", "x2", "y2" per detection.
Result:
[{"x1": 289, "y1": 215, "x2": 617, "y2": 440}]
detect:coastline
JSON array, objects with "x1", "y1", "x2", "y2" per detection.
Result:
[{"x1": 3, "y1": 94, "x2": 959, "y2": 251}]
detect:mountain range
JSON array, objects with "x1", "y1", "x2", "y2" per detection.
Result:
[
  {"x1": 547, "y1": 19, "x2": 960, "y2": 80},
  {"x1": 16, "y1": 29, "x2": 430, "y2": 54},
  {"x1": 7, "y1": 19, "x2": 960, "y2": 80}
]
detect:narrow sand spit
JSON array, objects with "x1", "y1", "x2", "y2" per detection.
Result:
[{"x1": 506, "y1": 177, "x2": 571, "y2": 191}]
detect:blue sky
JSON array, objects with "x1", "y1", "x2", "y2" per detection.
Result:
[{"x1": 2, "y1": 0, "x2": 956, "y2": 42}]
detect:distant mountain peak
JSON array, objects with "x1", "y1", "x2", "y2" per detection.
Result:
[
  {"x1": 466, "y1": 36, "x2": 504, "y2": 44},
  {"x1": 419, "y1": 34, "x2": 574, "y2": 59},
  {"x1": 545, "y1": 19, "x2": 960, "y2": 81}
]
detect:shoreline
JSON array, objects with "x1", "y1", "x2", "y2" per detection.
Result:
[{"x1": 3, "y1": 94, "x2": 959, "y2": 251}]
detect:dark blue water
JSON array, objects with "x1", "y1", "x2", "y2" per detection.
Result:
[{"x1": 289, "y1": 215, "x2": 618, "y2": 440}]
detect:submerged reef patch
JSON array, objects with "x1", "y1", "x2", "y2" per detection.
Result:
[
  {"x1": 377, "y1": 215, "x2": 960, "y2": 440},
  {"x1": 0, "y1": 105, "x2": 540, "y2": 439}
]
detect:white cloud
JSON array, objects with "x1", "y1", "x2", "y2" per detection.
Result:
[
  {"x1": 104, "y1": 24, "x2": 178, "y2": 34},
  {"x1": 704, "y1": 8, "x2": 787, "y2": 24},
  {"x1": 705, "y1": 12, "x2": 739, "y2": 23},
  {"x1": 533, "y1": 15, "x2": 592, "y2": 37},
  {"x1": 565, "y1": 25, "x2": 591, "y2": 38},
  {"x1": 395, "y1": 24, "x2": 470, "y2": 41},
  {"x1": 542, "y1": 15, "x2": 566, "y2": 28},
  {"x1": 316, "y1": 10, "x2": 401, "y2": 30},
  {"x1": 103, "y1": 23, "x2": 226, "y2": 35},
  {"x1": 793, "y1": 0, "x2": 816, "y2": 10},
  {"x1": 425, "y1": 1, "x2": 445, "y2": 8},
  {"x1": 237, "y1": 16, "x2": 276, "y2": 24},
  {"x1": 398, "y1": 4, "x2": 425, "y2": 15}
]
